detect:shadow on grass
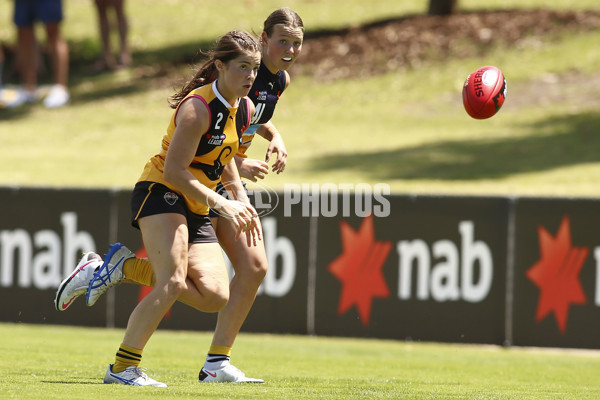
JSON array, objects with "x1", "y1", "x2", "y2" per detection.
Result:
[
  {"x1": 308, "y1": 112, "x2": 600, "y2": 180},
  {"x1": 71, "y1": 78, "x2": 150, "y2": 104},
  {"x1": 67, "y1": 39, "x2": 215, "y2": 105},
  {"x1": 70, "y1": 38, "x2": 213, "y2": 75},
  {"x1": 0, "y1": 37, "x2": 215, "y2": 112},
  {"x1": 0, "y1": 103, "x2": 34, "y2": 120}
]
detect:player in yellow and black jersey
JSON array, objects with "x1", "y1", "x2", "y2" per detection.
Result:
[
  {"x1": 55, "y1": 10, "x2": 304, "y2": 385},
  {"x1": 53, "y1": 30, "x2": 263, "y2": 387},
  {"x1": 135, "y1": 80, "x2": 252, "y2": 218}
]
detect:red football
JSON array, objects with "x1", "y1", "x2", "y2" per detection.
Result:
[{"x1": 462, "y1": 66, "x2": 507, "y2": 119}]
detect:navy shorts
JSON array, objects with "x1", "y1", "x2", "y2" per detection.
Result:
[
  {"x1": 131, "y1": 181, "x2": 218, "y2": 244},
  {"x1": 14, "y1": 0, "x2": 63, "y2": 27}
]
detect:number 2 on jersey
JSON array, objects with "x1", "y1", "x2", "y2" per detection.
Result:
[{"x1": 214, "y1": 112, "x2": 224, "y2": 130}]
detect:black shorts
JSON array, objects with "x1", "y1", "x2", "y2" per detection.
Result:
[{"x1": 131, "y1": 181, "x2": 217, "y2": 244}]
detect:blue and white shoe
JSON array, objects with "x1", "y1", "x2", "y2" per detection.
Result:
[
  {"x1": 104, "y1": 364, "x2": 167, "y2": 387},
  {"x1": 86, "y1": 243, "x2": 134, "y2": 306}
]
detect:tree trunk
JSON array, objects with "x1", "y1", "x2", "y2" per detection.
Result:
[{"x1": 428, "y1": 0, "x2": 458, "y2": 16}]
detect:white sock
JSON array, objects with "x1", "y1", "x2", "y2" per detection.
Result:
[{"x1": 204, "y1": 354, "x2": 230, "y2": 370}]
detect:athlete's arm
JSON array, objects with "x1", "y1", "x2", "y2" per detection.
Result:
[
  {"x1": 163, "y1": 97, "x2": 256, "y2": 236},
  {"x1": 163, "y1": 98, "x2": 215, "y2": 205},
  {"x1": 256, "y1": 121, "x2": 287, "y2": 174},
  {"x1": 235, "y1": 155, "x2": 269, "y2": 182},
  {"x1": 235, "y1": 120, "x2": 286, "y2": 180},
  {"x1": 235, "y1": 71, "x2": 290, "y2": 178},
  {"x1": 255, "y1": 71, "x2": 290, "y2": 173}
]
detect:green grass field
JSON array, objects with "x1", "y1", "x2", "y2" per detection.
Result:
[
  {"x1": 1, "y1": 1, "x2": 600, "y2": 196},
  {"x1": 1, "y1": 323, "x2": 599, "y2": 400}
]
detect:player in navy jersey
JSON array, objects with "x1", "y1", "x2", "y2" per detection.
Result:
[
  {"x1": 237, "y1": 58, "x2": 289, "y2": 167},
  {"x1": 199, "y1": 8, "x2": 304, "y2": 383}
]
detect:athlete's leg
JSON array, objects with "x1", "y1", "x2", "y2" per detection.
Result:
[
  {"x1": 210, "y1": 216, "x2": 267, "y2": 348},
  {"x1": 107, "y1": 212, "x2": 228, "y2": 385},
  {"x1": 178, "y1": 241, "x2": 229, "y2": 313},
  {"x1": 198, "y1": 216, "x2": 267, "y2": 383},
  {"x1": 121, "y1": 213, "x2": 189, "y2": 350},
  {"x1": 79, "y1": 249, "x2": 229, "y2": 312},
  {"x1": 107, "y1": 212, "x2": 189, "y2": 380},
  {"x1": 122, "y1": 239, "x2": 229, "y2": 312}
]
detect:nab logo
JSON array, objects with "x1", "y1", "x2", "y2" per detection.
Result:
[
  {"x1": 328, "y1": 216, "x2": 495, "y2": 327},
  {"x1": 526, "y1": 215, "x2": 588, "y2": 334}
]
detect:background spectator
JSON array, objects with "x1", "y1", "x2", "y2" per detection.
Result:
[
  {"x1": 10, "y1": 0, "x2": 70, "y2": 108},
  {"x1": 93, "y1": 0, "x2": 131, "y2": 71}
]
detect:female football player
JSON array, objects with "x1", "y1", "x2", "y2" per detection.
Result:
[
  {"x1": 199, "y1": 7, "x2": 304, "y2": 383},
  {"x1": 55, "y1": 8, "x2": 303, "y2": 384},
  {"x1": 76, "y1": 30, "x2": 261, "y2": 387}
]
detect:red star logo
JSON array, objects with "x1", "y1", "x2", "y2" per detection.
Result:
[
  {"x1": 328, "y1": 216, "x2": 392, "y2": 326},
  {"x1": 526, "y1": 216, "x2": 588, "y2": 334}
]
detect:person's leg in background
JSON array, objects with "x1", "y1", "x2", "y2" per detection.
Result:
[{"x1": 43, "y1": 20, "x2": 70, "y2": 108}]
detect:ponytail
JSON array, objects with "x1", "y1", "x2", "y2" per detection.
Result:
[
  {"x1": 168, "y1": 58, "x2": 218, "y2": 109},
  {"x1": 168, "y1": 30, "x2": 260, "y2": 109}
]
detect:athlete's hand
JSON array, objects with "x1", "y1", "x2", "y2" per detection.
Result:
[
  {"x1": 235, "y1": 202, "x2": 261, "y2": 246},
  {"x1": 265, "y1": 133, "x2": 287, "y2": 174},
  {"x1": 237, "y1": 158, "x2": 269, "y2": 182},
  {"x1": 243, "y1": 215, "x2": 262, "y2": 247},
  {"x1": 213, "y1": 199, "x2": 261, "y2": 245}
]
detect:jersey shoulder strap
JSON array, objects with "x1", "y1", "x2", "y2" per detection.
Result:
[{"x1": 236, "y1": 97, "x2": 252, "y2": 137}]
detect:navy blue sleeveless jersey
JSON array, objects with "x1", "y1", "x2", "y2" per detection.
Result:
[{"x1": 238, "y1": 61, "x2": 287, "y2": 155}]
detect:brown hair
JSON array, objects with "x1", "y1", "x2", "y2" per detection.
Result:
[
  {"x1": 169, "y1": 30, "x2": 261, "y2": 108},
  {"x1": 263, "y1": 7, "x2": 304, "y2": 37}
]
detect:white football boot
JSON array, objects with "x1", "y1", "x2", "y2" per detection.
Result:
[
  {"x1": 86, "y1": 243, "x2": 135, "y2": 306},
  {"x1": 54, "y1": 252, "x2": 103, "y2": 311},
  {"x1": 199, "y1": 364, "x2": 264, "y2": 383},
  {"x1": 104, "y1": 364, "x2": 167, "y2": 387}
]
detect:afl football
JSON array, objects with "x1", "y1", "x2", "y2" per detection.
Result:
[{"x1": 462, "y1": 66, "x2": 507, "y2": 119}]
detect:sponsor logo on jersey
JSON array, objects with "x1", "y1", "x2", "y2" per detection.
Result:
[
  {"x1": 206, "y1": 133, "x2": 226, "y2": 146},
  {"x1": 256, "y1": 90, "x2": 267, "y2": 101},
  {"x1": 164, "y1": 192, "x2": 179, "y2": 206}
]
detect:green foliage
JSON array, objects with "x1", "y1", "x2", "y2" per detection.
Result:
[{"x1": 1, "y1": 323, "x2": 599, "y2": 399}]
